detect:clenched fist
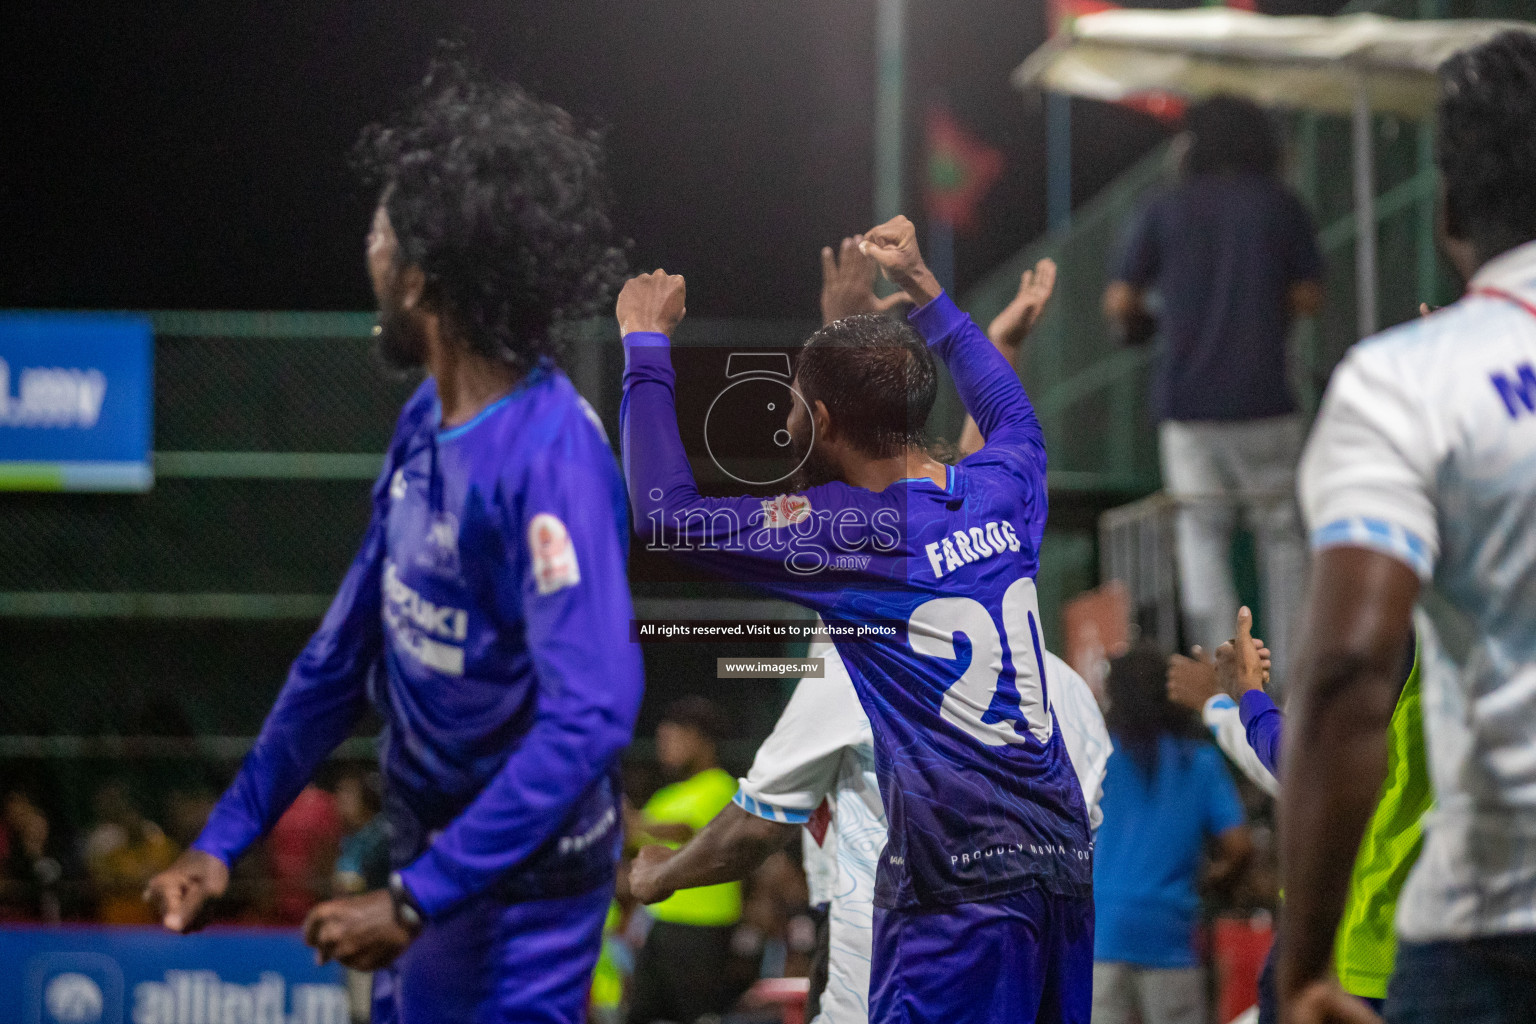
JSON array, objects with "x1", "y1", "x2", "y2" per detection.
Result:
[
  {"x1": 858, "y1": 216, "x2": 942, "y2": 306},
  {"x1": 617, "y1": 270, "x2": 687, "y2": 338}
]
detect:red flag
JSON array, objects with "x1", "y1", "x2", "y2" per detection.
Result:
[{"x1": 924, "y1": 106, "x2": 1005, "y2": 232}]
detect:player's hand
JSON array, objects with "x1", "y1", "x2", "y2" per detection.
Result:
[
  {"x1": 988, "y1": 258, "x2": 1057, "y2": 350},
  {"x1": 303, "y1": 890, "x2": 413, "y2": 971},
  {"x1": 144, "y1": 849, "x2": 230, "y2": 933},
  {"x1": 1167, "y1": 646, "x2": 1219, "y2": 711},
  {"x1": 1283, "y1": 979, "x2": 1383, "y2": 1024},
  {"x1": 859, "y1": 216, "x2": 942, "y2": 306},
  {"x1": 820, "y1": 235, "x2": 910, "y2": 325},
  {"x1": 1214, "y1": 606, "x2": 1271, "y2": 697},
  {"x1": 616, "y1": 270, "x2": 687, "y2": 338},
  {"x1": 628, "y1": 844, "x2": 679, "y2": 905}
]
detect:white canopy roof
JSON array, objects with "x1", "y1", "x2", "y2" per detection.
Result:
[{"x1": 1014, "y1": 9, "x2": 1533, "y2": 119}]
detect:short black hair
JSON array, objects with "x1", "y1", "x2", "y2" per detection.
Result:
[
  {"x1": 1185, "y1": 95, "x2": 1280, "y2": 177},
  {"x1": 1437, "y1": 31, "x2": 1536, "y2": 253},
  {"x1": 660, "y1": 696, "x2": 730, "y2": 744},
  {"x1": 356, "y1": 47, "x2": 625, "y2": 369},
  {"x1": 795, "y1": 313, "x2": 938, "y2": 458}
]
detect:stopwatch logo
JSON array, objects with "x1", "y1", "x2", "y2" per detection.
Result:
[{"x1": 704, "y1": 353, "x2": 815, "y2": 486}]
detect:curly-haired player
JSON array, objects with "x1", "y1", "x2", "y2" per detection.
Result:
[{"x1": 146, "y1": 53, "x2": 643, "y2": 1024}]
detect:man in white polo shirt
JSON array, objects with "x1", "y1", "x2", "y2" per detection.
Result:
[{"x1": 1276, "y1": 31, "x2": 1536, "y2": 1024}]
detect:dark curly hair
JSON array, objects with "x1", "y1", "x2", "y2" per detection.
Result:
[
  {"x1": 1184, "y1": 95, "x2": 1280, "y2": 178},
  {"x1": 1437, "y1": 31, "x2": 1536, "y2": 257},
  {"x1": 794, "y1": 313, "x2": 938, "y2": 458},
  {"x1": 356, "y1": 48, "x2": 626, "y2": 368}
]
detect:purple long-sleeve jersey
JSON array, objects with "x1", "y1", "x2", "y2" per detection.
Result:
[
  {"x1": 194, "y1": 367, "x2": 643, "y2": 918},
  {"x1": 1238, "y1": 689, "x2": 1285, "y2": 776},
  {"x1": 621, "y1": 292, "x2": 1092, "y2": 909}
]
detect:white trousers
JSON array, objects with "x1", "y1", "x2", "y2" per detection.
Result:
[{"x1": 1159, "y1": 415, "x2": 1309, "y2": 690}]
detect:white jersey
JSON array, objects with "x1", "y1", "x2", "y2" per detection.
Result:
[
  {"x1": 1202, "y1": 694, "x2": 1280, "y2": 798},
  {"x1": 736, "y1": 638, "x2": 1110, "y2": 1024},
  {"x1": 1299, "y1": 240, "x2": 1536, "y2": 942}
]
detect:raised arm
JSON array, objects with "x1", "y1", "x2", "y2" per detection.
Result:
[
  {"x1": 959, "y1": 259, "x2": 1057, "y2": 456},
  {"x1": 615, "y1": 271, "x2": 871, "y2": 603},
  {"x1": 860, "y1": 216, "x2": 1044, "y2": 459}
]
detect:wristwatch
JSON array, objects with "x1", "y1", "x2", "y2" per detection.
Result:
[{"x1": 388, "y1": 872, "x2": 425, "y2": 935}]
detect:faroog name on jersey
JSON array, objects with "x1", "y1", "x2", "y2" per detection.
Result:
[
  {"x1": 383, "y1": 561, "x2": 468, "y2": 676},
  {"x1": 925, "y1": 519, "x2": 1022, "y2": 578}
]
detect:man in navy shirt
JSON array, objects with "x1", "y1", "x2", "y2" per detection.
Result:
[
  {"x1": 145, "y1": 55, "x2": 643, "y2": 1024},
  {"x1": 1104, "y1": 95, "x2": 1323, "y2": 688}
]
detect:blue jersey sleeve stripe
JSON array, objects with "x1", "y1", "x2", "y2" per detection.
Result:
[
  {"x1": 733, "y1": 790, "x2": 810, "y2": 824},
  {"x1": 1311, "y1": 516, "x2": 1433, "y2": 578}
]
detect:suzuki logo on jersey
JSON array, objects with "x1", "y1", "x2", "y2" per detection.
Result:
[
  {"x1": 383, "y1": 561, "x2": 468, "y2": 676},
  {"x1": 530, "y1": 513, "x2": 581, "y2": 595},
  {"x1": 924, "y1": 520, "x2": 1021, "y2": 578}
]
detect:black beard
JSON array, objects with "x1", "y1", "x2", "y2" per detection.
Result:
[
  {"x1": 791, "y1": 442, "x2": 839, "y2": 491},
  {"x1": 374, "y1": 305, "x2": 427, "y2": 371}
]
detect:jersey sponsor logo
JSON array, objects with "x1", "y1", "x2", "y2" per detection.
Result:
[
  {"x1": 759, "y1": 493, "x2": 813, "y2": 529},
  {"x1": 416, "y1": 511, "x2": 460, "y2": 578},
  {"x1": 383, "y1": 561, "x2": 468, "y2": 676},
  {"x1": 923, "y1": 520, "x2": 1020, "y2": 578},
  {"x1": 530, "y1": 512, "x2": 581, "y2": 594},
  {"x1": 389, "y1": 469, "x2": 408, "y2": 502},
  {"x1": 1490, "y1": 362, "x2": 1536, "y2": 419}
]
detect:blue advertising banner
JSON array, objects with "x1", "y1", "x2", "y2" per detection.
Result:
[
  {"x1": 0, "y1": 927, "x2": 348, "y2": 1024},
  {"x1": 0, "y1": 314, "x2": 153, "y2": 491}
]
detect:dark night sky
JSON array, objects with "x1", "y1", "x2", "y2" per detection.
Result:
[{"x1": 2, "y1": 1, "x2": 1341, "y2": 318}]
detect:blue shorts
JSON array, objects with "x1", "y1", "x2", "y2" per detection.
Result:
[
  {"x1": 371, "y1": 883, "x2": 611, "y2": 1024},
  {"x1": 870, "y1": 889, "x2": 1094, "y2": 1024}
]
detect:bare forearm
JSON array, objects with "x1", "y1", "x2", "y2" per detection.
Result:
[
  {"x1": 652, "y1": 804, "x2": 796, "y2": 893},
  {"x1": 1278, "y1": 654, "x2": 1396, "y2": 978}
]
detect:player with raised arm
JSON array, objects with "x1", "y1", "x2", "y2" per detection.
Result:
[
  {"x1": 144, "y1": 55, "x2": 643, "y2": 1024},
  {"x1": 619, "y1": 215, "x2": 1093, "y2": 1023},
  {"x1": 1168, "y1": 610, "x2": 1428, "y2": 1024}
]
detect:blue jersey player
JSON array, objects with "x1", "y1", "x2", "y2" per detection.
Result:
[
  {"x1": 145, "y1": 57, "x2": 643, "y2": 1024},
  {"x1": 615, "y1": 216, "x2": 1093, "y2": 1023}
]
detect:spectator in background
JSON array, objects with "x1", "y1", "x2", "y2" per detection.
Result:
[
  {"x1": 332, "y1": 770, "x2": 389, "y2": 897},
  {"x1": 1092, "y1": 643, "x2": 1254, "y2": 1024},
  {"x1": 626, "y1": 697, "x2": 748, "y2": 1024},
  {"x1": 1104, "y1": 95, "x2": 1323, "y2": 688},
  {"x1": 85, "y1": 781, "x2": 179, "y2": 925},
  {"x1": 264, "y1": 784, "x2": 341, "y2": 925},
  {"x1": 1, "y1": 788, "x2": 74, "y2": 922}
]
